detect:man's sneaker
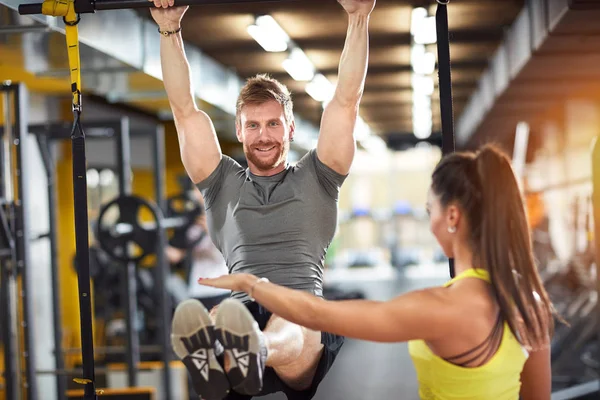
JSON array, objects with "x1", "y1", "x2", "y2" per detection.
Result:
[
  {"x1": 214, "y1": 298, "x2": 268, "y2": 395},
  {"x1": 171, "y1": 299, "x2": 230, "y2": 400}
]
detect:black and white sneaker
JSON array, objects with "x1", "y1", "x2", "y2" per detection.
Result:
[
  {"x1": 171, "y1": 299, "x2": 230, "y2": 400},
  {"x1": 214, "y1": 298, "x2": 268, "y2": 396}
]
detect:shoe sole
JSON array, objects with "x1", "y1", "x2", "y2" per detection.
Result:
[
  {"x1": 215, "y1": 298, "x2": 265, "y2": 395},
  {"x1": 171, "y1": 299, "x2": 229, "y2": 400}
]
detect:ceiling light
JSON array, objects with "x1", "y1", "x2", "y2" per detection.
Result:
[
  {"x1": 411, "y1": 7, "x2": 437, "y2": 45},
  {"x1": 410, "y1": 8, "x2": 428, "y2": 35},
  {"x1": 282, "y1": 48, "x2": 315, "y2": 81},
  {"x1": 413, "y1": 118, "x2": 432, "y2": 139},
  {"x1": 413, "y1": 106, "x2": 432, "y2": 122},
  {"x1": 412, "y1": 92, "x2": 431, "y2": 108},
  {"x1": 411, "y1": 74, "x2": 434, "y2": 96},
  {"x1": 411, "y1": 44, "x2": 436, "y2": 75},
  {"x1": 247, "y1": 15, "x2": 289, "y2": 52},
  {"x1": 305, "y1": 74, "x2": 335, "y2": 103}
]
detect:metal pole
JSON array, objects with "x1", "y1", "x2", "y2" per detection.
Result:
[
  {"x1": 36, "y1": 134, "x2": 67, "y2": 400},
  {"x1": 19, "y1": 0, "x2": 298, "y2": 14},
  {"x1": 116, "y1": 117, "x2": 139, "y2": 387},
  {"x1": 0, "y1": 83, "x2": 18, "y2": 400},
  {"x1": 152, "y1": 124, "x2": 172, "y2": 398},
  {"x1": 13, "y1": 82, "x2": 39, "y2": 400}
]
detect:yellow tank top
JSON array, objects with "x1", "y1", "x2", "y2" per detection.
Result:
[{"x1": 407, "y1": 268, "x2": 529, "y2": 400}]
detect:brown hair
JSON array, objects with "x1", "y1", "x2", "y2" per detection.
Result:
[
  {"x1": 431, "y1": 144, "x2": 555, "y2": 351},
  {"x1": 236, "y1": 74, "x2": 294, "y2": 127}
]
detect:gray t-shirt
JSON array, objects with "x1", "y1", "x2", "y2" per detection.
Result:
[{"x1": 196, "y1": 149, "x2": 347, "y2": 303}]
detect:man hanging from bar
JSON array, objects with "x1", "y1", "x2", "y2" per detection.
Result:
[{"x1": 148, "y1": 0, "x2": 375, "y2": 399}]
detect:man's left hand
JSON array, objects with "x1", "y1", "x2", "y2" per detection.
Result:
[{"x1": 338, "y1": 0, "x2": 376, "y2": 16}]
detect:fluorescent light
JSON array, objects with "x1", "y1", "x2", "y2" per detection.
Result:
[
  {"x1": 413, "y1": 106, "x2": 432, "y2": 122},
  {"x1": 411, "y1": 7, "x2": 437, "y2": 44},
  {"x1": 413, "y1": 18, "x2": 437, "y2": 45},
  {"x1": 306, "y1": 74, "x2": 335, "y2": 103},
  {"x1": 411, "y1": 74, "x2": 434, "y2": 96},
  {"x1": 411, "y1": 44, "x2": 436, "y2": 75},
  {"x1": 414, "y1": 17, "x2": 437, "y2": 45},
  {"x1": 413, "y1": 118, "x2": 432, "y2": 139},
  {"x1": 247, "y1": 15, "x2": 289, "y2": 52},
  {"x1": 412, "y1": 92, "x2": 431, "y2": 108},
  {"x1": 282, "y1": 48, "x2": 315, "y2": 81},
  {"x1": 413, "y1": 90, "x2": 433, "y2": 140},
  {"x1": 410, "y1": 8, "x2": 428, "y2": 35}
]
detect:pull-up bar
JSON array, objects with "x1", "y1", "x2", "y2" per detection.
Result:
[{"x1": 19, "y1": 0, "x2": 297, "y2": 15}]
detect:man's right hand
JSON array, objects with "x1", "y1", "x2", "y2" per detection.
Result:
[{"x1": 148, "y1": 0, "x2": 189, "y2": 31}]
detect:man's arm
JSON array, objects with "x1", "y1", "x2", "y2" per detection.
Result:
[
  {"x1": 316, "y1": 0, "x2": 375, "y2": 175},
  {"x1": 150, "y1": 2, "x2": 222, "y2": 184}
]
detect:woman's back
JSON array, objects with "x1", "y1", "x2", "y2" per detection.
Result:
[{"x1": 407, "y1": 269, "x2": 529, "y2": 400}]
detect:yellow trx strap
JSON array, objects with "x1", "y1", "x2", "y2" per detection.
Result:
[{"x1": 41, "y1": 0, "x2": 82, "y2": 110}]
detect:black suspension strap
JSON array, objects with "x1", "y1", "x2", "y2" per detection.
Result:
[
  {"x1": 436, "y1": 0, "x2": 456, "y2": 278},
  {"x1": 39, "y1": 0, "x2": 99, "y2": 398}
]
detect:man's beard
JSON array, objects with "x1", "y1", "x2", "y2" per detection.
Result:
[{"x1": 244, "y1": 141, "x2": 289, "y2": 172}]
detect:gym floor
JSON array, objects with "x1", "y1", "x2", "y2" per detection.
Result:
[{"x1": 258, "y1": 268, "x2": 447, "y2": 400}]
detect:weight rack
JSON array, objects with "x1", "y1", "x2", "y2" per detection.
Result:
[
  {"x1": 1, "y1": 82, "x2": 38, "y2": 400},
  {"x1": 0, "y1": 109, "x2": 172, "y2": 399},
  {"x1": 29, "y1": 118, "x2": 172, "y2": 398}
]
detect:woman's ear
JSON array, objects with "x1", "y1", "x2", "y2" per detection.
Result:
[{"x1": 445, "y1": 203, "x2": 461, "y2": 230}]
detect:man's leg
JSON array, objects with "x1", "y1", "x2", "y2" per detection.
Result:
[
  {"x1": 261, "y1": 315, "x2": 324, "y2": 391},
  {"x1": 216, "y1": 299, "x2": 343, "y2": 398}
]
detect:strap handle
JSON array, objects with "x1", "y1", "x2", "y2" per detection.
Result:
[{"x1": 435, "y1": 0, "x2": 456, "y2": 278}]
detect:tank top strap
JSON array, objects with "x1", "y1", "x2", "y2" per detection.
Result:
[{"x1": 443, "y1": 268, "x2": 490, "y2": 288}]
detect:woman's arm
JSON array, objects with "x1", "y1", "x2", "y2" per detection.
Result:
[
  {"x1": 519, "y1": 343, "x2": 551, "y2": 400},
  {"x1": 200, "y1": 274, "x2": 459, "y2": 343}
]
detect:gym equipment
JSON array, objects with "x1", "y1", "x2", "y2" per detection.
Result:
[
  {"x1": 540, "y1": 138, "x2": 600, "y2": 396},
  {"x1": 166, "y1": 192, "x2": 205, "y2": 250},
  {"x1": 19, "y1": 0, "x2": 297, "y2": 15},
  {"x1": 435, "y1": 0, "x2": 456, "y2": 278},
  {"x1": 67, "y1": 387, "x2": 156, "y2": 400},
  {"x1": 8, "y1": 118, "x2": 174, "y2": 398},
  {"x1": 95, "y1": 194, "x2": 202, "y2": 264},
  {"x1": 0, "y1": 82, "x2": 39, "y2": 400}
]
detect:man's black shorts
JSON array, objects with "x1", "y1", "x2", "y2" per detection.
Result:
[{"x1": 223, "y1": 301, "x2": 345, "y2": 400}]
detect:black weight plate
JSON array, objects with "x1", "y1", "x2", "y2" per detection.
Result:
[
  {"x1": 95, "y1": 195, "x2": 160, "y2": 264},
  {"x1": 166, "y1": 193, "x2": 203, "y2": 250}
]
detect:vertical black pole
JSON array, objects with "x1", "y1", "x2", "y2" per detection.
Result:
[
  {"x1": 592, "y1": 136, "x2": 600, "y2": 369},
  {"x1": 36, "y1": 134, "x2": 67, "y2": 400},
  {"x1": 70, "y1": 107, "x2": 98, "y2": 400},
  {"x1": 116, "y1": 117, "x2": 139, "y2": 387},
  {"x1": 0, "y1": 84, "x2": 18, "y2": 400},
  {"x1": 436, "y1": 1, "x2": 456, "y2": 278},
  {"x1": 13, "y1": 83, "x2": 39, "y2": 400},
  {"x1": 152, "y1": 124, "x2": 172, "y2": 398}
]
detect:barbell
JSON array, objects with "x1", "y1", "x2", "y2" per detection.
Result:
[{"x1": 95, "y1": 194, "x2": 205, "y2": 264}]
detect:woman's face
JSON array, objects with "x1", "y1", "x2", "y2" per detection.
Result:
[{"x1": 426, "y1": 188, "x2": 454, "y2": 258}]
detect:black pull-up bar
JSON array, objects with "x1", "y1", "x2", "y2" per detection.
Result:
[{"x1": 19, "y1": 0, "x2": 297, "y2": 16}]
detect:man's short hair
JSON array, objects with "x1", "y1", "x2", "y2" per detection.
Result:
[{"x1": 236, "y1": 74, "x2": 294, "y2": 127}]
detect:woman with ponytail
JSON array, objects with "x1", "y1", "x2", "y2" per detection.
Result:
[{"x1": 197, "y1": 144, "x2": 555, "y2": 400}]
